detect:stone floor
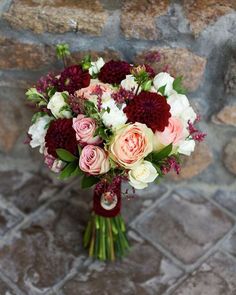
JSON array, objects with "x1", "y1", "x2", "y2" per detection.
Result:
[{"x1": 0, "y1": 170, "x2": 235, "y2": 295}]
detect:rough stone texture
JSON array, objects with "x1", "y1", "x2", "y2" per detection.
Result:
[
  {"x1": 0, "y1": 200, "x2": 23, "y2": 236},
  {"x1": 4, "y1": 0, "x2": 108, "y2": 35},
  {"x1": 212, "y1": 105, "x2": 236, "y2": 126},
  {"x1": 183, "y1": 0, "x2": 236, "y2": 37},
  {"x1": 223, "y1": 138, "x2": 236, "y2": 175},
  {"x1": 173, "y1": 252, "x2": 236, "y2": 294},
  {"x1": 212, "y1": 190, "x2": 236, "y2": 215},
  {"x1": 0, "y1": 194, "x2": 86, "y2": 294},
  {"x1": 69, "y1": 49, "x2": 123, "y2": 65},
  {"x1": 0, "y1": 99, "x2": 21, "y2": 153},
  {"x1": 122, "y1": 184, "x2": 167, "y2": 223},
  {"x1": 169, "y1": 143, "x2": 213, "y2": 181},
  {"x1": 0, "y1": 36, "x2": 55, "y2": 70},
  {"x1": 0, "y1": 171, "x2": 59, "y2": 214},
  {"x1": 225, "y1": 55, "x2": 236, "y2": 95},
  {"x1": 135, "y1": 188, "x2": 234, "y2": 265},
  {"x1": 120, "y1": 0, "x2": 170, "y2": 40},
  {"x1": 61, "y1": 241, "x2": 183, "y2": 295},
  {"x1": 0, "y1": 277, "x2": 19, "y2": 295},
  {"x1": 222, "y1": 231, "x2": 236, "y2": 258},
  {"x1": 135, "y1": 47, "x2": 206, "y2": 91}
]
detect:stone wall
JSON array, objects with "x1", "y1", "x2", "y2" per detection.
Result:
[{"x1": 0, "y1": 0, "x2": 235, "y2": 185}]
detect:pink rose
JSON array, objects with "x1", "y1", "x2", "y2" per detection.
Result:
[
  {"x1": 155, "y1": 117, "x2": 185, "y2": 146},
  {"x1": 72, "y1": 114, "x2": 101, "y2": 145},
  {"x1": 76, "y1": 79, "x2": 113, "y2": 100},
  {"x1": 109, "y1": 123, "x2": 153, "y2": 169},
  {"x1": 79, "y1": 145, "x2": 110, "y2": 175}
]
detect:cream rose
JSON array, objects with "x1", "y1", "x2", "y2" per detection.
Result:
[
  {"x1": 72, "y1": 114, "x2": 101, "y2": 145},
  {"x1": 79, "y1": 145, "x2": 110, "y2": 175},
  {"x1": 128, "y1": 161, "x2": 158, "y2": 189},
  {"x1": 109, "y1": 123, "x2": 153, "y2": 168},
  {"x1": 178, "y1": 139, "x2": 195, "y2": 156},
  {"x1": 47, "y1": 92, "x2": 72, "y2": 119}
]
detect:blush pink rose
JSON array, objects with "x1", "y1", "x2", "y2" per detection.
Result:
[
  {"x1": 79, "y1": 145, "x2": 110, "y2": 175},
  {"x1": 72, "y1": 114, "x2": 101, "y2": 145},
  {"x1": 76, "y1": 79, "x2": 113, "y2": 100},
  {"x1": 155, "y1": 117, "x2": 184, "y2": 146},
  {"x1": 109, "y1": 123, "x2": 153, "y2": 169}
]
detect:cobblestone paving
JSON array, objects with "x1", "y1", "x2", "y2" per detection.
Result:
[{"x1": 0, "y1": 171, "x2": 235, "y2": 295}]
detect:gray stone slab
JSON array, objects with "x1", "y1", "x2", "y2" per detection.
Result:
[
  {"x1": 172, "y1": 251, "x2": 236, "y2": 295},
  {"x1": 60, "y1": 241, "x2": 183, "y2": 295},
  {"x1": 134, "y1": 188, "x2": 234, "y2": 265}
]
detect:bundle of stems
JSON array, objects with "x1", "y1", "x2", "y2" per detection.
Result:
[{"x1": 83, "y1": 213, "x2": 130, "y2": 261}]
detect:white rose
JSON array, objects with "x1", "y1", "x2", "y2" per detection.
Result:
[
  {"x1": 47, "y1": 92, "x2": 72, "y2": 119},
  {"x1": 28, "y1": 115, "x2": 52, "y2": 153},
  {"x1": 153, "y1": 72, "x2": 175, "y2": 96},
  {"x1": 128, "y1": 161, "x2": 158, "y2": 189},
  {"x1": 89, "y1": 57, "x2": 105, "y2": 75},
  {"x1": 178, "y1": 139, "x2": 195, "y2": 156},
  {"x1": 101, "y1": 99, "x2": 127, "y2": 129},
  {"x1": 121, "y1": 75, "x2": 140, "y2": 93}
]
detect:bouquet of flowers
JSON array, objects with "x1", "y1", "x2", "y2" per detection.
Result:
[{"x1": 26, "y1": 44, "x2": 205, "y2": 261}]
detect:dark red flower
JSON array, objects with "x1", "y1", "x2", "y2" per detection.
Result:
[
  {"x1": 45, "y1": 119, "x2": 78, "y2": 157},
  {"x1": 124, "y1": 91, "x2": 171, "y2": 132},
  {"x1": 56, "y1": 65, "x2": 90, "y2": 94},
  {"x1": 98, "y1": 60, "x2": 131, "y2": 84},
  {"x1": 144, "y1": 64, "x2": 155, "y2": 78}
]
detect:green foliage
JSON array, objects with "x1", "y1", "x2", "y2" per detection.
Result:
[
  {"x1": 81, "y1": 55, "x2": 92, "y2": 71},
  {"x1": 173, "y1": 76, "x2": 187, "y2": 94},
  {"x1": 141, "y1": 80, "x2": 152, "y2": 91},
  {"x1": 56, "y1": 148, "x2": 78, "y2": 162},
  {"x1": 59, "y1": 161, "x2": 78, "y2": 180},
  {"x1": 56, "y1": 43, "x2": 70, "y2": 60},
  {"x1": 147, "y1": 143, "x2": 173, "y2": 164},
  {"x1": 26, "y1": 88, "x2": 45, "y2": 103},
  {"x1": 31, "y1": 112, "x2": 47, "y2": 124},
  {"x1": 157, "y1": 84, "x2": 166, "y2": 96},
  {"x1": 81, "y1": 175, "x2": 100, "y2": 189}
]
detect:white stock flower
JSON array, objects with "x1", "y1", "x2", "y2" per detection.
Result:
[
  {"x1": 128, "y1": 161, "x2": 158, "y2": 189},
  {"x1": 101, "y1": 99, "x2": 127, "y2": 129},
  {"x1": 178, "y1": 139, "x2": 195, "y2": 156},
  {"x1": 121, "y1": 75, "x2": 140, "y2": 93},
  {"x1": 28, "y1": 115, "x2": 52, "y2": 153},
  {"x1": 89, "y1": 57, "x2": 105, "y2": 75},
  {"x1": 47, "y1": 92, "x2": 72, "y2": 119},
  {"x1": 153, "y1": 72, "x2": 175, "y2": 96}
]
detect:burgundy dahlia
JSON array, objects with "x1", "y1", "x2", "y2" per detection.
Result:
[
  {"x1": 45, "y1": 119, "x2": 78, "y2": 157},
  {"x1": 98, "y1": 60, "x2": 131, "y2": 84},
  {"x1": 124, "y1": 91, "x2": 171, "y2": 132},
  {"x1": 56, "y1": 65, "x2": 90, "y2": 94}
]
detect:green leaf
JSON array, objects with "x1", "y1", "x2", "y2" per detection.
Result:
[
  {"x1": 81, "y1": 175, "x2": 100, "y2": 189},
  {"x1": 173, "y1": 76, "x2": 187, "y2": 94},
  {"x1": 61, "y1": 92, "x2": 69, "y2": 101},
  {"x1": 26, "y1": 88, "x2": 45, "y2": 102},
  {"x1": 158, "y1": 84, "x2": 166, "y2": 96},
  {"x1": 31, "y1": 112, "x2": 47, "y2": 124},
  {"x1": 152, "y1": 143, "x2": 173, "y2": 162},
  {"x1": 71, "y1": 165, "x2": 83, "y2": 177},
  {"x1": 142, "y1": 80, "x2": 152, "y2": 91},
  {"x1": 59, "y1": 162, "x2": 78, "y2": 180},
  {"x1": 81, "y1": 55, "x2": 92, "y2": 71},
  {"x1": 56, "y1": 148, "x2": 78, "y2": 162},
  {"x1": 56, "y1": 43, "x2": 70, "y2": 59}
]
